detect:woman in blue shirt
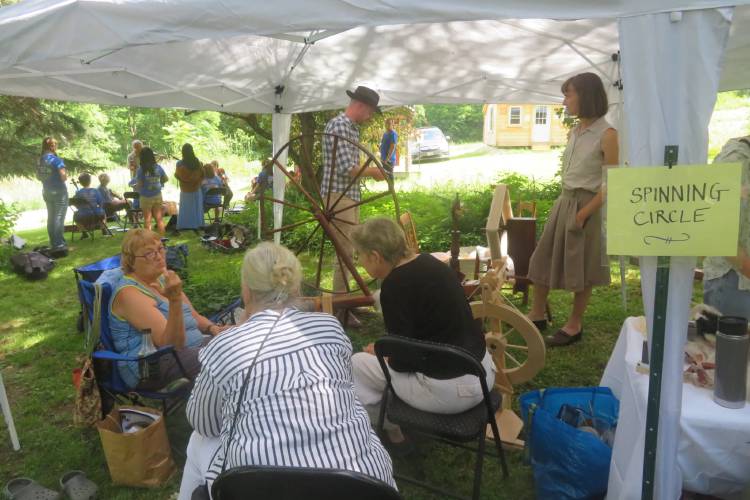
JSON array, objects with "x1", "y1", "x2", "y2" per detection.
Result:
[
  {"x1": 38, "y1": 137, "x2": 68, "y2": 252},
  {"x1": 110, "y1": 229, "x2": 227, "y2": 389},
  {"x1": 201, "y1": 163, "x2": 224, "y2": 224},
  {"x1": 72, "y1": 172, "x2": 107, "y2": 238},
  {"x1": 134, "y1": 147, "x2": 168, "y2": 235}
]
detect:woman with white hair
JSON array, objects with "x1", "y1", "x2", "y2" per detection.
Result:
[
  {"x1": 178, "y1": 242, "x2": 395, "y2": 499},
  {"x1": 350, "y1": 217, "x2": 496, "y2": 452}
]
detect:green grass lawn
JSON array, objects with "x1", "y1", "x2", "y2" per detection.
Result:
[{"x1": 0, "y1": 225, "x2": 682, "y2": 499}]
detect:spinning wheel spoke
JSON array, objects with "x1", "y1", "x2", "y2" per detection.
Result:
[
  {"x1": 504, "y1": 351, "x2": 524, "y2": 368},
  {"x1": 330, "y1": 216, "x2": 357, "y2": 226},
  {"x1": 497, "y1": 327, "x2": 518, "y2": 342},
  {"x1": 505, "y1": 344, "x2": 529, "y2": 351},
  {"x1": 329, "y1": 220, "x2": 354, "y2": 246},
  {"x1": 262, "y1": 195, "x2": 315, "y2": 214},
  {"x1": 328, "y1": 190, "x2": 392, "y2": 218},
  {"x1": 328, "y1": 156, "x2": 373, "y2": 213},
  {"x1": 293, "y1": 223, "x2": 322, "y2": 255},
  {"x1": 265, "y1": 215, "x2": 319, "y2": 235},
  {"x1": 335, "y1": 251, "x2": 352, "y2": 293}
]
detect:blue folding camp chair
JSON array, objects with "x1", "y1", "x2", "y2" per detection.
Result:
[
  {"x1": 79, "y1": 280, "x2": 194, "y2": 415},
  {"x1": 73, "y1": 255, "x2": 121, "y2": 332}
]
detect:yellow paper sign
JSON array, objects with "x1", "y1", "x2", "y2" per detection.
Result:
[{"x1": 607, "y1": 164, "x2": 741, "y2": 256}]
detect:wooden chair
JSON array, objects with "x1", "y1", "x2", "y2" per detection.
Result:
[
  {"x1": 398, "y1": 212, "x2": 419, "y2": 255},
  {"x1": 515, "y1": 199, "x2": 537, "y2": 218}
]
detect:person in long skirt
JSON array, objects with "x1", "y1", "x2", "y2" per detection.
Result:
[
  {"x1": 526, "y1": 72, "x2": 619, "y2": 347},
  {"x1": 175, "y1": 143, "x2": 205, "y2": 230}
]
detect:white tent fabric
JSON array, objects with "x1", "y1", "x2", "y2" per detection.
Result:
[
  {"x1": 272, "y1": 113, "x2": 291, "y2": 245},
  {"x1": 608, "y1": 9, "x2": 732, "y2": 500},
  {"x1": 0, "y1": 1, "x2": 748, "y2": 114},
  {"x1": 1, "y1": 2, "x2": 749, "y2": 500}
]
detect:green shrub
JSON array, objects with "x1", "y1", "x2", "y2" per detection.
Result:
[
  {"x1": 0, "y1": 198, "x2": 19, "y2": 265},
  {"x1": 224, "y1": 172, "x2": 561, "y2": 254}
]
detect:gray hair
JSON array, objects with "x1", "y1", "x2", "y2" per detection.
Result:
[
  {"x1": 131, "y1": 139, "x2": 143, "y2": 148},
  {"x1": 241, "y1": 242, "x2": 302, "y2": 308},
  {"x1": 350, "y1": 217, "x2": 412, "y2": 265}
]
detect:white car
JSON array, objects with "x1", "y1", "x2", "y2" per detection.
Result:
[{"x1": 409, "y1": 127, "x2": 450, "y2": 162}]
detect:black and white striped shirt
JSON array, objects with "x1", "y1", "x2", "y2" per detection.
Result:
[{"x1": 186, "y1": 308, "x2": 395, "y2": 487}]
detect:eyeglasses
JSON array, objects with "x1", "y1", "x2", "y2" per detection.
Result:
[{"x1": 133, "y1": 246, "x2": 166, "y2": 262}]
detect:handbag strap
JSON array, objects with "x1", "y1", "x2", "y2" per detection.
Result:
[
  {"x1": 85, "y1": 284, "x2": 103, "y2": 355},
  {"x1": 220, "y1": 310, "x2": 284, "y2": 475}
]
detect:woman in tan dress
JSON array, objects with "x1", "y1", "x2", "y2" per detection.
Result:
[{"x1": 526, "y1": 72, "x2": 619, "y2": 347}]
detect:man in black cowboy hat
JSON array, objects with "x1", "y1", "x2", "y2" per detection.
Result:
[{"x1": 321, "y1": 86, "x2": 386, "y2": 327}]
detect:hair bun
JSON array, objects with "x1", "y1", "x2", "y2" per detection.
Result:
[{"x1": 271, "y1": 263, "x2": 293, "y2": 289}]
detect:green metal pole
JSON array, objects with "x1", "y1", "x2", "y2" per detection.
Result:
[{"x1": 641, "y1": 145, "x2": 678, "y2": 500}]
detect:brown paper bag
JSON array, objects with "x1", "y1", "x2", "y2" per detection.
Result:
[{"x1": 96, "y1": 405, "x2": 175, "y2": 487}]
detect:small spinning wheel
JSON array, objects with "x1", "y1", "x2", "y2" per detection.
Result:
[
  {"x1": 470, "y1": 301, "x2": 546, "y2": 389},
  {"x1": 258, "y1": 133, "x2": 400, "y2": 297},
  {"x1": 468, "y1": 261, "x2": 545, "y2": 448}
]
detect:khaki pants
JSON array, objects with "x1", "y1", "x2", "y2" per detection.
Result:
[{"x1": 326, "y1": 193, "x2": 359, "y2": 293}]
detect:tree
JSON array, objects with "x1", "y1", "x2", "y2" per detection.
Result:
[
  {"x1": 0, "y1": 96, "x2": 117, "y2": 179},
  {"x1": 416, "y1": 104, "x2": 484, "y2": 143}
]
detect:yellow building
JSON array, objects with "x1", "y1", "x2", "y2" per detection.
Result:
[{"x1": 483, "y1": 103, "x2": 568, "y2": 149}]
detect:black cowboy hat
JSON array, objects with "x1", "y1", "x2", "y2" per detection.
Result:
[{"x1": 346, "y1": 86, "x2": 381, "y2": 113}]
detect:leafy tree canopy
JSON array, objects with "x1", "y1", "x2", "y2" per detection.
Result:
[{"x1": 415, "y1": 104, "x2": 484, "y2": 143}]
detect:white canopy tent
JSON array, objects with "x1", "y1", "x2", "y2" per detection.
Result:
[{"x1": 1, "y1": 2, "x2": 749, "y2": 499}]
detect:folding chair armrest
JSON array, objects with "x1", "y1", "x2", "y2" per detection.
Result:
[
  {"x1": 92, "y1": 350, "x2": 136, "y2": 362},
  {"x1": 93, "y1": 345, "x2": 175, "y2": 363}
]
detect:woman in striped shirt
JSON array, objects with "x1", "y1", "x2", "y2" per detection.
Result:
[{"x1": 178, "y1": 242, "x2": 395, "y2": 499}]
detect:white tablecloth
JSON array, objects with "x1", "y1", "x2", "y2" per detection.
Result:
[{"x1": 601, "y1": 317, "x2": 750, "y2": 500}]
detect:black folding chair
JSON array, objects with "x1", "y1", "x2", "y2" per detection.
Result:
[
  {"x1": 203, "y1": 186, "x2": 227, "y2": 225},
  {"x1": 374, "y1": 335, "x2": 508, "y2": 500},
  {"x1": 122, "y1": 191, "x2": 142, "y2": 229},
  {"x1": 212, "y1": 466, "x2": 401, "y2": 500}
]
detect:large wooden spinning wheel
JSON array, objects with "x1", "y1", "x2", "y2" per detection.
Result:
[{"x1": 258, "y1": 133, "x2": 400, "y2": 297}]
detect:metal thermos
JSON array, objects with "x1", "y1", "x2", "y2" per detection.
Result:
[{"x1": 713, "y1": 316, "x2": 749, "y2": 409}]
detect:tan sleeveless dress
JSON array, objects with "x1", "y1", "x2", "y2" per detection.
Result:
[{"x1": 527, "y1": 117, "x2": 613, "y2": 291}]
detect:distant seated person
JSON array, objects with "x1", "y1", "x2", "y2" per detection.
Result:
[
  {"x1": 212, "y1": 161, "x2": 233, "y2": 209},
  {"x1": 201, "y1": 163, "x2": 224, "y2": 223},
  {"x1": 244, "y1": 158, "x2": 273, "y2": 202},
  {"x1": 110, "y1": 229, "x2": 228, "y2": 390},
  {"x1": 350, "y1": 217, "x2": 496, "y2": 450},
  {"x1": 178, "y1": 242, "x2": 395, "y2": 499},
  {"x1": 703, "y1": 136, "x2": 750, "y2": 317},
  {"x1": 97, "y1": 173, "x2": 128, "y2": 219},
  {"x1": 73, "y1": 172, "x2": 108, "y2": 238}
]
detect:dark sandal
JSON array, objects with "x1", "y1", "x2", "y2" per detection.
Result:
[
  {"x1": 59, "y1": 471, "x2": 97, "y2": 500},
  {"x1": 545, "y1": 329, "x2": 582, "y2": 347},
  {"x1": 4, "y1": 478, "x2": 61, "y2": 500}
]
